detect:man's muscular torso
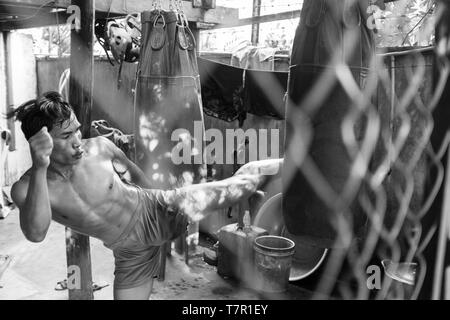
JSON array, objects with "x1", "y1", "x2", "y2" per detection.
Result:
[{"x1": 16, "y1": 137, "x2": 140, "y2": 244}]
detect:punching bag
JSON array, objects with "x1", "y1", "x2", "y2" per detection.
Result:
[
  {"x1": 135, "y1": 10, "x2": 206, "y2": 191},
  {"x1": 282, "y1": 0, "x2": 375, "y2": 248}
]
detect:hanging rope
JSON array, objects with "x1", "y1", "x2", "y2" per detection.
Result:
[{"x1": 106, "y1": 0, "x2": 114, "y2": 20}]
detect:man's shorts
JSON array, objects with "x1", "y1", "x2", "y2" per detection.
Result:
[{"x1": 104, "y1": 187, "x2": 188, "y2": 290}]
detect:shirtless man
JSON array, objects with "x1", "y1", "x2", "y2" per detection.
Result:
[{"x1": 7, "y1": 92, "x2": 282, "y2": 300}]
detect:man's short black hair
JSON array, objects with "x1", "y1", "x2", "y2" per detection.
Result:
[{"x1": 6, "y1": 91, "x2": 73, "y2": 140}]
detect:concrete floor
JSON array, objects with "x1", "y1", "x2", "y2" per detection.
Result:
[{"x1": 0, "y1": 208, "x2": 314, "y2": 300}]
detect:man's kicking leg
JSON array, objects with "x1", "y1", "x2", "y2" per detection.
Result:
[{"x1": 113, "y1": 278, "x2": 154, "y2": 300}]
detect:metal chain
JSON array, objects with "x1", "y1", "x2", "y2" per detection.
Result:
[
  {"x1": 177, "y1": 0, "x2": 184, "y2": 15},
  {"x1": 174, "y1": 0, "x2": 181, "y2": 13},
  {"x1": 174, "y1": 0, "x2": 183, "y2": 24},
  {"x1": 176, "y1": 0, "x2": 187, "y2": 25}
]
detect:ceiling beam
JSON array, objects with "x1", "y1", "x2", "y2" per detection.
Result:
[
  {"x1": 0, "y1": 0, "x2": 238, "y2": 31},
  {"x1": 0, "y1": 12, "x2": 69, "y2": 30},
  {"x1": 213, "y1": 10, "x2": 302, "y2": 30}
]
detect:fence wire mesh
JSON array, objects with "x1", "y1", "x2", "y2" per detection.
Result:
[{"x1": 258, "y1": 0, "x2": 450, "y2": 300}]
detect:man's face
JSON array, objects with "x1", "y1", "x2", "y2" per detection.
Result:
[{"x1": 49, "y1": 112, "x2": 84, "y2": 166}]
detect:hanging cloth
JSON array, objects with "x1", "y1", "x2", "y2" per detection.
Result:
[
  {"x1": 197, "y1": 57, "x2": 245, "y2": 123},
  {"x1": 243, "y1": 69, "x2": 287, "y2": 119},
  {"x1": 134, "y1": 10, "x2": 206, "y2": 189},
  {"x1": 197, "y1": 57, "x2": 287, "y2": 122}
]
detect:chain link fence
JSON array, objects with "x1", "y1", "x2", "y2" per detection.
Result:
[{"x1": 266, "y1": 0, "x2": 450, "y2": 300}]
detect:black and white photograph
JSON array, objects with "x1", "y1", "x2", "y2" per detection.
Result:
[{"x1": 0, "y1": 0, "x2": 449, "y2": 305}]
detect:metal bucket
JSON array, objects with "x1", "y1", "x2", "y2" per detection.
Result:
[
  {"x1": 253, "y1": 235, "x2": 295, "y2": 293},
  {"x1": 253, "y1": 193, "x2": 328, "y2": 281}
]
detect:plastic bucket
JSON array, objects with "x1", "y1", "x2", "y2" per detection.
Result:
[{"x1": 253, "y1": 235, "x2": 295, "y2": 293}]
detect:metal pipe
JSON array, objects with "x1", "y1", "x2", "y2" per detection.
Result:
[
  {"x1": 378, "y1": 46, "x2": 434, "y2": 57},
  {"x1": 389, "y1": 55, "x2": 396, "y2": 168}
]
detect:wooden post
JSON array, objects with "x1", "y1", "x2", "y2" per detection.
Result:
[
  {"x1": 251, "y1": 0, "x2": 261, "y2": 45},
  {"x1": 3, "y1": 31, "x2": 16, "y2": 152},
  {"x1": 66, "y1": 0, "x2": 95, "y2": 300}
]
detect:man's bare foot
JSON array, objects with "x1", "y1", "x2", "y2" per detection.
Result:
[{"x1": 0, "y1": 255, "x2": 12, "y2": 282}]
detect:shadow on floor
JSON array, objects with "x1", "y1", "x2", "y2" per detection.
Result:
[{"x1": 0, "y1": 208, "x2": 317, "y2": 300}]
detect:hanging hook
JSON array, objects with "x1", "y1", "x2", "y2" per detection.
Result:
[{"x1": 153, "y1": 12, "x2": 166, "y2": 28}]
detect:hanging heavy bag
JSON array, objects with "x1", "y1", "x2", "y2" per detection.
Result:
[
  {"x1": 135, "y1": 9, "x2": 206, "y2": 191},
  {"x1": 282, "y1": 0, "x2": 374, "y2": 249}
]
